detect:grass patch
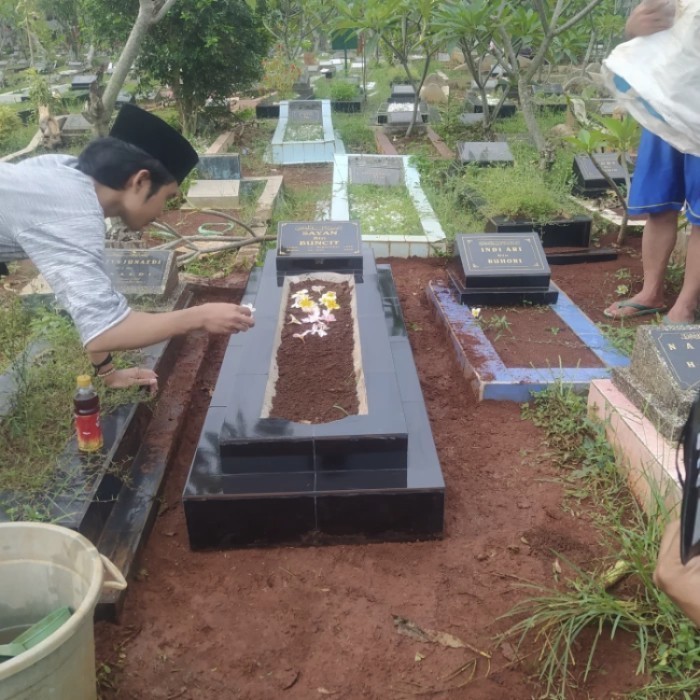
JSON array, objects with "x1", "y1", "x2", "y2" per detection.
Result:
[
  {"x1": 0, "y1": 297, "x2": 32, "y2": 373},
  {"x1": 284, "y1": 123, "x2": 324, "y2": 142},
  {"x1": 598, "y1": 322, "x2": 640, "y2": 357},
  {"x1": 348, "y1": 183, "x2": 423, "y2": 236},
  {"x1": 333, "y1": 112, "x2": 376, "y2": 153},
  {"x1": 0, "y1": 305, "x2": 148, "y2": 500},
  {"x1": 502, "y1": 383, "x2": 700, "y2": 699}
]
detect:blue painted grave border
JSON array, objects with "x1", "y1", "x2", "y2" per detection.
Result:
[{"x1": 427, "y1": 280, "x2": 629, "y2": 402}]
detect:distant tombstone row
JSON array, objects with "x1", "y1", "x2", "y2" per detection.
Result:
[{"x1": 456, "y1": 141, "x2": 514, "y2": 167}]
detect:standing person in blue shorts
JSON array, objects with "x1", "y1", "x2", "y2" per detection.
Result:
[{"x1": 604, "y1": 0, "x2": 700, "y2": 324}]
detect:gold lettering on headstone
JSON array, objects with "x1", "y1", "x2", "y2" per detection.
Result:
[
  {"x1": 687, "y1": 343, "x2": 695, "y2": 350},
  {"x1": 689, "y1": 361, "x2": 697, "y2": 368},
  {"x1": 668, "y1": 343, "x2": 677, "y2": 351}
]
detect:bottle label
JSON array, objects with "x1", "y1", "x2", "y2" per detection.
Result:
[{"x1": 75, "y1": 413, "x2": 104, "y2": 452}]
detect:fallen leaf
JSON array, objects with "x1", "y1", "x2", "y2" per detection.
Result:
[
  {"x1": 415, "y1": 652, "x2": 425, "y2": 662},
  {"x1": 317, "y1": 688, "x2": 335, "y2": 695},
  {"x1": 553, "y1": 558, "x2": 562, "y2": 581},
  {"x1": 392, "y1": 616, "x2": 491, "y2": 658}
]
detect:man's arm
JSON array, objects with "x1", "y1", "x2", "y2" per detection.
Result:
[
  {"x1": 85, "y1": 302, "x2": 254, "y2": 353},
  {"x1": 626, "y1": 0, "x2": 675, "y2": 38}
]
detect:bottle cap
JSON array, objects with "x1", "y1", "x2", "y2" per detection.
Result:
[{"x1": 76, "y1": 375, "x2": 91, "y2": 389}]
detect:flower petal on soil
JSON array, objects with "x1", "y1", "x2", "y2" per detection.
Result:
[
  {"x1": 320, "y1": 310, "x2": 336, "y2": 323},
  {"x1": 302, "y1": 308, "x2": 321, "y2": 324},
  {"x1": 293, "y1": 330, "x2": 310, "y2": 340},
  {"x1": 288, "y1": 314, "x2": 302, "y2": 325}
]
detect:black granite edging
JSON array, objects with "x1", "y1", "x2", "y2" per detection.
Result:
[{"x1": 183, "y1": 250, "x2": 445, "y2": 549}]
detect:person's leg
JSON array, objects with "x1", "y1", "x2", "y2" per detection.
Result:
[
  {"x1": 665, "y1": 224, "x2": 700, "y2": 323},
  {"x1": 605, "y1": 130, "x2": 684, "y2": 319}
]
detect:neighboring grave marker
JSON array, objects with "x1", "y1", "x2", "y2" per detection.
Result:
[
  {"x1": 450, "y1": 233, "x2": 558, "y2": 305},
  {"x1": 288, "y1": 100, "x2": 323, "y2": 124},
  {"x1": 104, "y1": 249, "x2": 178, "y2": 297},
  {"x1": 349, "y1": 156, "x2": 404, "y2": 186},
  {"x1": 613, "y1": 325, "x2": 700, "y2": 441},
  {"x1": 572, "y1": 153, "x2": 627, "y2": 197},
  {"x1": 457, "y1": 141, "x2": 514, "y2": 166},
  {"x1": 276, "y1": 221, "x2": 363, "y2": 272}
]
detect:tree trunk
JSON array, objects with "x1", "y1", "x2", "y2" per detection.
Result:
[
  {"x1": 518, "y1": 76, "x2": 547, "y2": 157},
  {"x1": 84, "y1": 0, "x2": 179, "y2": 136}
]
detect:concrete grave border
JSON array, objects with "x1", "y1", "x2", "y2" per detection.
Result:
[
  {"x1": 331, "y1": 154, "x2": 448, "y2": 258},
  {"x1": 427, "y1": 279, "x2": 629, "y2": 401}
]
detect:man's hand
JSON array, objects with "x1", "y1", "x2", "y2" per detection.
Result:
[
  {"x1": 654, "y1": 519, "x2": 700, "y2": 627},
  {"x1": 197, "y1": 303, "x2": 255, "y2": 335},
  {"x1": 101, "y1": 367, "x2": 159, "y2": 394},
  {"x1": 626, "y1": 0, "x2": 675, "y2": 38}
]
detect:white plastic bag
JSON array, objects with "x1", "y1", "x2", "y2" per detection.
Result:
[{"x1": 603, "y1": 0, "x2": 700, "y2": 156}]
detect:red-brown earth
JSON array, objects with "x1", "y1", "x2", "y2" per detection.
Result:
[{"x1": 89, "y1": 220, "x2": 677, "y2": 699}]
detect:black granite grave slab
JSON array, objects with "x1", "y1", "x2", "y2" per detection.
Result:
[
  {"x1": 457, "y1": 141, "x2": 514, "y2": 166},
  {"x1": 377, "y1": 101, "x2": 429, "y2": 125},
  {"x1": 276, "y1": 221, "x2": 363, "y2": 273},
  {"x1": 255, "y1": 101, "x2": 280, "y2": 119},
  {"x1": 450, "y1": 233, "x2": 558, "y2": 305},
  {"x1": 183, "y1": 249, "x2": 445, "y2": 548},
  {"x1": 486, "y1": 214, "x2": 592, "y2": 248},
  {"x1": 533, "y1": 83, "x2": 564, "y2": 96},
  {"x1": 197, "y1": 154, "x2": 241, "y2": 180},
  {"x1": 331, "y1": 99, "x2": 363, "y2": 113},
  {"x1": 105, "y1": 249, "x2": 178, "y2": 297},
  {"x1": 573, "y1": 153, "x2": 628, "y2": 197}
]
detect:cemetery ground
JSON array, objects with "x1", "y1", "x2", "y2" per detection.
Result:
[{"x1": 2, "y1": 63, "x2": 697, "y2": 698}]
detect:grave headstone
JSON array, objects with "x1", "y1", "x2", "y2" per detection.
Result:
[
  {"x1": 185, "y1": 180, "x2": 240, "y2": 209},
  {"x1": 458, "y1": 113, "x2": 483, "y2": 126},
  {"x1": 572, "y1": 153, "x2": 628, "y2": 197},
  {"x1": 196, "y1": 154, "x2": 241, "y2": 180},
  {"x1": 114, "y1": 91, "x2": 134, "y2": 108},
  {"x1": 349, "y1": 155, "x2": 404, "y2": 186},
  {"x1": 20, "y1": 250, "x2": 179, "y2": 299},
  {"x1": 71, "y1": 74, "x2": 97, "y2": 90},
  {"x1": 464, "y1": 93, "x2": 517, "y2": 118},
  {"x1": 390, "y1": 84, "x2": 416, "y2": 102},
  {"x1": 533, "y1": 83, "x2": 564, "y2": 96},
  {"x1": 276, "y1": 220, "x2": 363, "y2": 272},
  {"x1": 61, "y1": 112, "x2": 92, "y2": 136},
  {"x1": 613, "y1": 325, "x2": 700, "y2": 441},
  {"x1": 104, "y1": 249, "x2": 179, "y2": 297},
  {"x1": 450, "y1": 233, "x2": 558, "y2": 305},
  {"x1": 288, "y1": 100, "x2": 323, "y2": 124},
  {"x1": 456, "y1": 141, "x2": 514, "y2": 166}
]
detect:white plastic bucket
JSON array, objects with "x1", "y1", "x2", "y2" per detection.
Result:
[{"x1": 0, "y1": 522, "x2": 126, "y2": 700}]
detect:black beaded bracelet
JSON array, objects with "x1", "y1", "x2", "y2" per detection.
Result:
[{"x1": 92, "y1": 353, "x2": 113, "y2": 376}]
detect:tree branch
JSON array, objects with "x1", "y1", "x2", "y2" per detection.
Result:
[
  {"x1": 553, "y1": 0, "x2": 604, "y2": 37},
  {"x1": 153, "y1": 0, "x2": 179, "y2": 24}
]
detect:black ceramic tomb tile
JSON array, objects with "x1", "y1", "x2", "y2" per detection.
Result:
[
  {"x1": 317, "y1": 491, "x2": 443, "y2": 538},
  {"x1": 457, "y1": 141, "x2": 514, "y2": 166},
  {"x1": 455, "y1": 233, "x2": 551, "y2": 289},
  {"x1": 0, "y1": 262, "x2": 8, "y2": 276},
  {"x1": 104, "y1": 249, "x2": 178, "y2": 297},
  {"x1": 359, "y1": 316, "x2": 397, "y2": 373},
  {"x1": 332, "y1": 99, "x2": 363, "y2": 114},
  {"x1": 447, "y1": 268, "x2": 558, "y2": 306},
  {"x1": 382, "y1": 296, "x2": 407, "y2": 337},
  {"x1": 572, "y1": 153, "x2": 627, "y2": 197},
  {"x1": 485, "y1": 215, "x2": 592, "y2": 248},
  {"x1": 255, "y1": 102, "x2": 280, "y2": 119},
  {"x1": 389, "y1": 340, "x2": 425, "y2": 404},
  {"x1": 276, "y1": 221, "x2": 363, "y2": 273},
  {"x1": 316, "y1": 469, "x2": 407, "y2": 492},
  {"x1": 197, "y1": 154, "x2": 241, "y2": 180},
  {"x1": 184, "y1": 494, "x2": 316, "y2": 549},
  {"x1": 315, "y1": 435, "x2": 408, "y2": 471},
  {"x1": 465, "y1": 96, "x2": 517, "y2": 118},
  {"x1": 183, "y1": 247, "x2": 445, "y2": 547}
]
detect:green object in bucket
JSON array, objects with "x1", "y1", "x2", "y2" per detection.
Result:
[{"x1": 0, "y1": 607, "x2": 73, "y2": 661}]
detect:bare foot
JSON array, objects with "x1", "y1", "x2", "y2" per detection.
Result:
[{"x1": 665, "y1": 301, "x2": 696, "y2": 324}]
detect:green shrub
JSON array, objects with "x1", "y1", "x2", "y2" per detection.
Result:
[
  {"x1": 330, "y1": 80, "x2": 358, "y2": 101},
  {"x1": 0, "y1": 106, "x2": 22, "y2": 146}
]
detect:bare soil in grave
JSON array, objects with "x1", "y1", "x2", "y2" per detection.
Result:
[
  {"x1": 270, "y1": 280, "x2": 359, "y2": 423},
  {"x1": 92, "y1": 220, "x2": 681, "y2": 699}
]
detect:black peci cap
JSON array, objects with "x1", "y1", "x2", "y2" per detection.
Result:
[{"x1": 110, "y1": 104, "x2": 198, "y2": 185}]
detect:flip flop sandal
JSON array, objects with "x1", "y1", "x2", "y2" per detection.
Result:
[{"x1": 603, "y1": 300, "x2": 666, "y2": 319}]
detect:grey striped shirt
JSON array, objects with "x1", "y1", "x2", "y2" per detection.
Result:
[{"x1": 0, "y1": 154, "x2": 130, "y2": 346}]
